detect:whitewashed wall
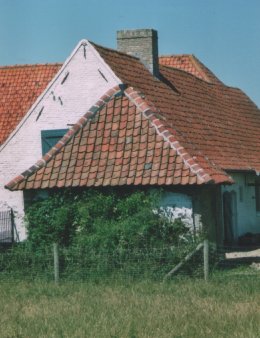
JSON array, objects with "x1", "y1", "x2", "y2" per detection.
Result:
[
  {"x1": 159, "y1": 192, "x2": 200, "y2": 233},
  {"x1": 0, "y1": 40, "x2": 121, "y2": 240},
  {"x1": 222, "y1": 172, "x2": 260, "y2": 239}
]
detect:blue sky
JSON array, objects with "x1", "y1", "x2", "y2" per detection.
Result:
[{"x1": 1, "y1": 0, "x2": 260, "y2": 106}]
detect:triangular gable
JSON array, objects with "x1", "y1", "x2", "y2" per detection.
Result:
[
  {"x1": 159, "y1": 54, "x2": 222, "y2": 84},
  {"x1": 5, "y1": 85, "x2": 233, "y2": 191},
  {"x1": 0, "y1": 39, "x2": 122, "y2": 152}
]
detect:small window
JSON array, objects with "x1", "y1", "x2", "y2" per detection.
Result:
[
  {"x1": 255, "y1": 177, "x2": 260, "y2": 212},
  {"x1": 41, "y1": 129, "x2": 68, "y2": 155}
]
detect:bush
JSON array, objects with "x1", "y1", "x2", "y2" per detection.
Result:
[
  {"x1": 0, "y1": 189, "x2": 207, "y2": 281},
  {"x1": 25, "y1": 188, "x2": 195, "y2": 251}
]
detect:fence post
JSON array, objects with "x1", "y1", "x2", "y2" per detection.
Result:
[
  {"x1": 203, "y1": 239, "x2": 209, "y2": 281},
  {"x1": 53, "y1": 243, "x2": 59, "y2": 284}
]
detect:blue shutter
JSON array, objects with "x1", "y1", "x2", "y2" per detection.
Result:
[{"x1": 41, "y1": 129, "x2": 68, "y2": 155}]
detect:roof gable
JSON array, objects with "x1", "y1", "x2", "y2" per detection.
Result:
[
  {"x1": 159, "y1": 54, "x2": 222, "y2": 84},
  {"x1": 0, "y1": 40, "x2": 122, "y2": 151},
  {"x1": 6, "y1": 85, "x2": 233, "y2": 191}
]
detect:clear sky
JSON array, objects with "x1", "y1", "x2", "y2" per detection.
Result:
[{"x1": 1, "y1": 0, "x2": 260, "y2": 106}]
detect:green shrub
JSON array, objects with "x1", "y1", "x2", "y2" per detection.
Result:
[
  {"x1": 25, "y1": 188, "x2": 194, "y2": 251},
  {"x1": 15, "y1": 188, "x2": 204, "y2": 280},
  {"x1": 25, "y1": 192, "x2": 77, "y2": 247}
]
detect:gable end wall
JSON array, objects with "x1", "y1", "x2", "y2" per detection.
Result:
[{"x1": 0, "y1": 41, "x2": 121, "y2": 240}]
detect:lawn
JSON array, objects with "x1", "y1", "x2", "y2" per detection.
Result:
[{"x1": 0, "y1": 274, "x2": 260, "y2": 338}]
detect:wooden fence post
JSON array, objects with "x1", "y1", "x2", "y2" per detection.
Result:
[
  {"x1": 203, "y1": 239, "x2": 209, "y2": 281},
  {"x1": 163, "y1": 242, "x2": 204, "y2": 281},
  {"x1": 53, "y1": 243, "x2": 59, "y2": 284}
]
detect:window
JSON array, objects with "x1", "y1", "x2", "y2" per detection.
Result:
[
  {"x1": 41, "y1": 129, "x2": 68, "y2": 155},
  {"x1": 256, "y1": 177, "x2": 260, "y2": 213}
]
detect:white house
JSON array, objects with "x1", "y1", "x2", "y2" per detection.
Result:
[{"x1": 3, "y1": 29, "x2": 260, "y2": 245}]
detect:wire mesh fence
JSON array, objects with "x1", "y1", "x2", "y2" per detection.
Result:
[{"x1": 0, "y1": 241, "x2": 259, "y2": 283}]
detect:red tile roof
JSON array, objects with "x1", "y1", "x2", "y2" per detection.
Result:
[
  {"x1": 0, "y1": 64, "x2": 61, "y2": 145},
  {"x1": 5, "y1": 42, "x2": 260, "y2": 191},
  {"x1": 159, "y1": 54, "x2": 222, "y2": 84},
  {"x1": 6, "y1": 85, "x2": 232, "y2": 191},
  {"x1": 94, "y1": 44, "x2": 260, "y2": 173}
]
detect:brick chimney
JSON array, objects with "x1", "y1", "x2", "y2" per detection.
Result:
[{"x1": 117, "y1": 29, "x2": 159, "y2": 77}]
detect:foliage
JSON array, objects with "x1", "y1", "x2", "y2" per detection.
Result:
[
  {"x1": 0, "y1": 242, "x2": 53, "y2": 279},
  {"x1": 25, "y1": 192, "x2": 77, "y2": 247},
  {"x1": 14, "y1": 188, "x2": 204, "y2": 280},
  {"x1": 25, "y1": 188, "x2": 195, "y2": 251}
]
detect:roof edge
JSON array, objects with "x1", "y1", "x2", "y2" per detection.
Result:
[
  {"x1": 91, "y1": 41, "x2": 141, "y2": 61},
  {"x1": 188, "y1": 55, "x2": 210, "y2": 82},
  {"x1": 0, "y1": 62, "x2": 62, "y2": 69},
  {"x1": 124, "y1": 86, "x2": 233, "y2": 185}
]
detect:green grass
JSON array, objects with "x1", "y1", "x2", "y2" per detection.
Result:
[{"x1": 0, "y1": 274, "x2": 260, "y2": 338}]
